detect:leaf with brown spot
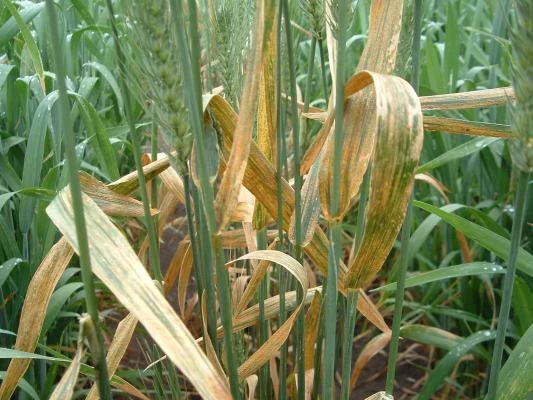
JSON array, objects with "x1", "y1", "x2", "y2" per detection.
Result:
[
  {"x1": 80, "y1": 172, "x2": 158, "y2": 217},
  {"x1": 46, "y1": 188, "x2": 231, "y2": 400},
  {"x1": 107, "y1": 155, "x2": 170, "y2": 195},
  {"x1": 342, "y1": 71, "x2": 423, "y2": 289},
  {"x1": 86, "y1": 314, "x2": 138, "y2": 400},
  {"x1": 350, "y1": 332, "x2": 391, "y2": 390},
  {"x1": 420, "y1": 87, "x2": 514, "y2": 111},
  {"x1": 213, "y1": 0, "x2": 273, "y2": 232},
  {"x1": 0, "y1": 238, "x2": 74, "y2": 400},
  {"x1": 423, "y1": 116, "x2": 513, "y2": 138},
  {"x1": 227, "y1": 250, "x2": 308, "y2": 380}
]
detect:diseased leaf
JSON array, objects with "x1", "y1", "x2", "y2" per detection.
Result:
[
  {"x1": 46, "y1": 188, "x2": 231, "y2": 400},
  {"x1": 86, "y1": 314, "x2": 138, "y2": 400},
  {"x1": 350, "y1": 333, "x2": 391, "y2": 390},
  {"x1": 212, "y1": 0, "x2": 272, "y2": 232},
  {"x1": 228, "y1": 250, "x2": 308, "y2": 380},
  {"x1": 423, "y1": 116, "x2": 513, "y2": 138},
  {"x1": 0, "y1": 238, "x2": 74, "y2": 400},
  {"x1": 341, "y1": 71, "x2": 423, "y2": 289},
  {"x1": 420, "y1": 87, "x2": 514, "y2": 111},
  {"x1": 80, "y1": 172, "x2": 158, "y2": 217}
]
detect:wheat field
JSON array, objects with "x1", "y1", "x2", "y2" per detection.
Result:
[{"x1": 0, "y1": 0, "x2": 531, "y2": 399}]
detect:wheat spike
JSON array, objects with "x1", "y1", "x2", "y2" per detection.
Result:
[
  {"x1": 125, "y1": 0, "x2": 192, "y2": 171},
  {"x1": 510, "y1": 0, "x2": 533, "y2": 172}
]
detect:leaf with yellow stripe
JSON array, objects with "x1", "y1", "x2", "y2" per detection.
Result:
[
  {"x1": 343, "y1": 71, "x2": 423, "y2": 289},
  {"x1": 46, "y1": 188, "x2": 231, "y2": 400}
]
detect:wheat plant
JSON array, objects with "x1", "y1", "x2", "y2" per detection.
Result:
[{"x1": 0, "y1": 1, "x2": 532, "y2": 399}]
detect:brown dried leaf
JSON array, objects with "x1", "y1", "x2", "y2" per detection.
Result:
[
  {"x1": 343, "y1": 71, "x2": 423, "y2": 289},
  {"x1": 214, "y1": 0, "x2": 271, "y2": 232},
  {"x1": 420, "y1": 87, "x2": 514, "y2": 111},
  {"x1": 227, "y1": 250, "x2": 309, "y2": 380},
  {"x1": 79, "y1": 172, "x2": 158, "y2": 217},
  {"x1": 350, "y1": 332, "x2": 391, "y2": 390},
  {"x1": 0, "y1": 238, "x2": 74, "y2": 399},
  {"x1": 46, "y1": 189, "x2": 231, "y2": 400},
  {"x1": 423, "y1": 116, "x2": 513, "y2": 138},
  {"x1": 86, "y1": 314, "x2": 138, "y2": 400}
]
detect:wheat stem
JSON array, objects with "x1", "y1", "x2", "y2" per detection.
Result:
[{"x1": 45, "y1": 1, "x2": 111, "y2": 398}]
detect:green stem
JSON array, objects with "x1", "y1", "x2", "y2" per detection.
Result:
[
  {"x1": 341, "y1": 289, "x2": 358, "y2": 400},
  {"x1": 486, "y1": 171, "x2": 530, "y2": 400},
  {"x1": 191, "y1": 184, "x2": 219, "y2": 349},
  {"x1": 318, "y1": 39, "x2": 329, "y2": 104},
  {"x1": 385, "y1": 0, "x2": 422, "y2": 393},
  {"x1": 276, "y1": 8, "x2": 288, "y2": 392},
  {"x1": 301, "y1": 36, "x2": 317, "y2": 148},
  {"x1": 150, "y1": 112, "x2": 158, "y2": 208},
  {"x1": 170, "y1": 1, "x2": 240, "y2": 397},
  {"x1": 280, "y1": 0, "x2": 305, "y2": 396},
  {"x1": 385, "y1": 196, "x2": 413, "y2": 395},
  {"x1": 44, "y1": 2, "x2": 111, "y2": 398},
  {"x1": 323, "y1": 222, "x2": 341, "y2": 399},
  {"x1": 150, "y1": 114, "x2": 159, "y2": 268},
  {"x1": 323, "y1": 0, "x2": 350, "y2": 397},
  {"x1": 181, "y1": 171, "x2": 204, "y2": 295},
  {"x1": 257, "y1": 228, "x2": 269, "y2": 400},
  {"x1": 276, "y1": 17, "x2": 288, "y2": 394},
  {"x1": 212, "y1": 233, "x2": 241, "y2": 399},
  {"x1": 104, "y1": 0, "x2": 162, "y2": 283},
  {"x1": 202, "y1": 0, "x2": 214, "y2": 93}
]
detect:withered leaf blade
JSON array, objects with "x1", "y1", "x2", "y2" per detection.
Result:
[
  {"x1": 79, "y1": 172, "x2": 158, "y2": 217},
  {"x1": 207, "y1": 93, "x2": 388, "y2": 332},
  {"x1": 46, "y1": 188, "x2": 231, "y2": 400},
  {"x1": 107, "y1": 155, "x2": 170, "y2": 195},
  {"x1": 344, "y1": 71, "x2": 424, "y2": 289},
  {"x1": 213, "y1": 0, "x2": 271, "y2": 233},
  {"x1": 86, "y1": 314, "x2": 138, "y2": 400},
  {"x1": 289, "y1": 150, "x2": 322, "y2": 246},
  {"x1": 227, "y1": 250, "x2": 309, "y2": 380},
  {"x1": 0, "y1": 238, "x2": 73, "y2": 400}
]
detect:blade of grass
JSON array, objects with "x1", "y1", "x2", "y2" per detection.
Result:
[
  {"x1": 413, "y1": 201, "x2": 533, "y2": 278},
  {"x1": 419, "y1": 330, "x2": 496, "y2": 400},
  {"x1": 44, "y1": 2, "x2": 111, "y2": 397},
  {"x1": 385, "y1": 1, "x2": 422, "y2": 392},
  {"x1": 486, "y1": 170, "x2": 530, "y2": 398},
  {"x1": 3, "y1": 0, "x2": 45, "y2": 93},
  {"x1": 340, "y1": 289, "x2": 358, "y2": 399},
  {"x1": 280, "y1": 0, "x2": 305, "y2": 396},
  {"x1": 0, "y1": 1, "x2": 44, "y2": 47}
]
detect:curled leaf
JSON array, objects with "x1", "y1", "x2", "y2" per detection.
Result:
[{"x1": 227, "y1": 250, "x2": 309, "y2": 380}]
